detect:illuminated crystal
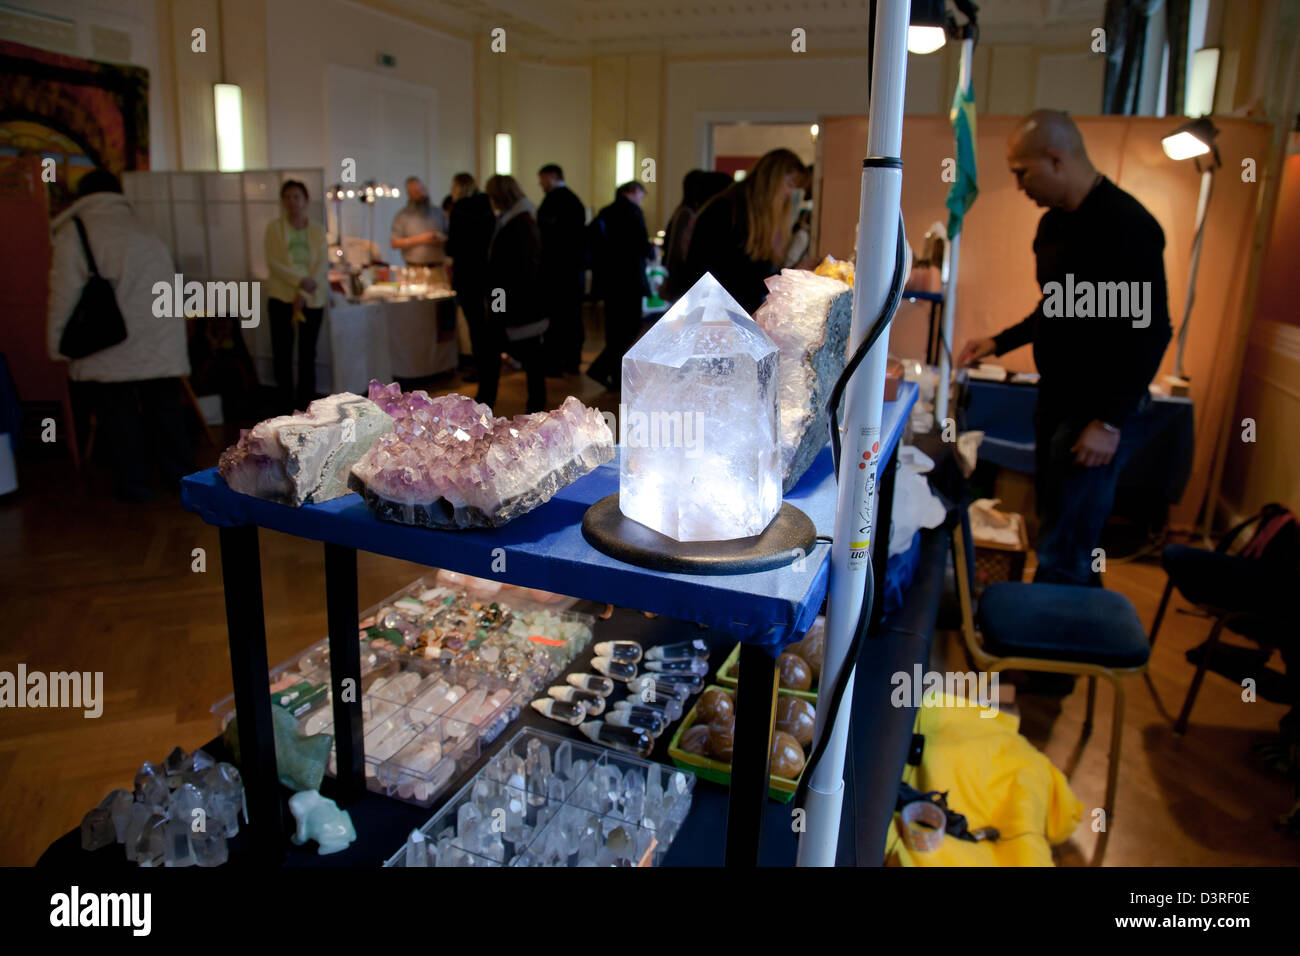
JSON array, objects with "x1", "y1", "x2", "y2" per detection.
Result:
[{"x1": 620, "y1": 273, "x2": 781, "y2": 541}]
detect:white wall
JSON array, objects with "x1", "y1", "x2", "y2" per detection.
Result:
[
  {"x1": 0, "y1": 0, "x2": 174, "y2": 170},
  {"x1": 264, "y1": 0, "x2": 473, "y2": 199},
  {"x1": 515, "y1": 61, "x2": 593, "y2": 210}
]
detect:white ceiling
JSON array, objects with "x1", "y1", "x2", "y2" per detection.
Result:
[{"x1": 377, "y1": 0, "x2": 1107, "y2": 57}]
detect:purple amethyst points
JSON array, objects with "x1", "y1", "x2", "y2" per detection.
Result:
[{"x1": 350, "y1": 382, "x2": 614, "y2": 529}]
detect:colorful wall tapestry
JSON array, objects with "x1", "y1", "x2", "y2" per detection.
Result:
[{"x1": 0, "y1": 39, "x2": 149, "y2": 215}]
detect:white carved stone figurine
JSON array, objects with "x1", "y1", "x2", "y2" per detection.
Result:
[{"x1": 288, "y1": 790, "x2": 356, "y2": 855}]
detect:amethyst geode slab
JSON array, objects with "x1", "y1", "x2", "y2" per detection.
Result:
[{"x1": 348, "y1": 381, "x2": 614, "y2": 529}]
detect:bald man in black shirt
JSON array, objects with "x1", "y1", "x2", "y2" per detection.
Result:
[{"x1": 958, "y1": 110, "x2": 1172, "y2": 586}]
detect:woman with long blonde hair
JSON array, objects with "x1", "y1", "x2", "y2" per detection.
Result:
[{"x1": 683, "y1": 148, "x2": 807, "y2": 313}]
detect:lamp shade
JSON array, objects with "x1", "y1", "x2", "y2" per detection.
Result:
[
  {"x1": 908, "y1": 0, "x2": 947, "y2": 54},
  {"x1": 1162, "y1": 116, "x2": 1219, "y2": 161}
]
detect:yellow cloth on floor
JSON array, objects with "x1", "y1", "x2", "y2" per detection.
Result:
[{"x1": 886, "y1": 695, "x2": 1082, "y2": 866}]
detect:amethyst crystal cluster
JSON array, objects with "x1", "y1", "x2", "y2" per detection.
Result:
[{"x1": 349, "y1": 381, "x2": 614, "y2": 529}]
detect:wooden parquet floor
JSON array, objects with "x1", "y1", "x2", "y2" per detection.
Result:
[{"x1": 1, "y1": 341, "x2": 1295, "y2": 865}]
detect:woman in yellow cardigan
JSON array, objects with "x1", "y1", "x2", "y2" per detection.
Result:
[{"x1": 265, "y1": 179, "x2": 329, "y2": 412}]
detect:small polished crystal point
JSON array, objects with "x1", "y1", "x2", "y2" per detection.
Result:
[
  {"x1": 547, "y1": 685, "x2": 606, "y2": 716},
  {"x1": 567, "y1": 673, "x2": 615, "y2": 697},
  {"x1": 80, "y1": 807, "x2": 115, "y2": 851},
  {"x1": 163, "y1": 746, "x2": 189, "y2": 777},
  {"x1": 163, "y1": 817, "x2": 196, "y2": 867},
  {"x1": 626, "y1": 674, "x2": 691, "y2": 701},
  {"x1": 406, "y1": 829, "x2": 429, "y2": 867},
  {"x1": 100, "y1": 789, "x2": 134, "y2": 843},
  {"x1": 606, "y1": 706, "x2": 666, "y2": 737},
  {"x1": 646, "y1": 671, "x2": 704, "y2": 692},
  {"x1": 134, "y1": 813, "x2": 167, "y2": 867},
  {"x1": 645, "y1": 658, "x2": 709, "y2": 676},
  {"x1": 593, "y1": 640, "x2": 642, "y2": 664},
  {"x1": 191, "y1": 830, "x2": 228, "y2": 867},
  {"x1": 645, "y1": 639, "x2": 709, "y2": 662},
  {"x1": 576, "y1": 721, "x2": 654, "y2": 758},
  {"x1": 613, "y1": 696, "x2": 683, "y2": 721},
  {"x1": 591, "y1": 656, "x2": 637, "y2": 682},
  {"x1": 530, "y1": 697, "x2": 587, "y2": 726}
]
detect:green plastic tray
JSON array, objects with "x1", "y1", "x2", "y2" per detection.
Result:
[
  {"x1": 666, "y1": 684, "x2": 809, "y2": 803},
  {"x1": 715, "y1": 642, "x2": 819, "y2": 702}
]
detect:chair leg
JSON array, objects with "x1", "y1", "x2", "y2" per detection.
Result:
[
  {"x1": 1092, "y1": 675, "x2": 1126, "y2": 867},
  {"x1": 1174, "y1": 615, "x2": 1228, "y2": 736},
  {"x1": 1083, "y1": 676, "x2": 1097, "y2": 734},
  {"x1": 1149, "y1": 578, "x2": 1175, "y2": 650}
]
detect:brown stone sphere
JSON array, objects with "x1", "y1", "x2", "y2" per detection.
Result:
[
  {"x1": 679, "y1": 724, "x2": 711, "y2": 756},
  {"x1": 775, "y1": 696, "x2": 816, "y2": 748},
  {"x1": 778, "y1": 652, "x2": 813, "y2": 691},
  {"x1": 770, "y1": 731, "x2": 806, "y2": 779},
  {"x1": 696, "y1": 688, "x2": 735, "y2": 725}
]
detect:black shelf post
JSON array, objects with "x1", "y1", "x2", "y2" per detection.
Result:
[
  {"x1": 324, "y1": 542, "x2": 365, "y2": 801},
  {"x1": 218, "y1": 524, "x2": 285, "y2": 860},
  {"x1": 724, "y1": 643, "x2": 779, "y2": 865}
]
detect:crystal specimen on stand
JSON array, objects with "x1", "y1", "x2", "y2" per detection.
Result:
[
  {"x1": 350, "y1": 382, "x2": 614, "y2": 529},
  {"x1": 219, "y1": 392, "x2": 394, "y2": 505},
  {"x1": 620, "y1": 272, "x2": 782, "y2": 541},
  {"x1": 752, "y1": 269, "x2": 853, "y2": 492}
]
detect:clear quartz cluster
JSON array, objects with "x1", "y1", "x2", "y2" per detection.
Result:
[
  {"x1": 350, "y1": 381, "x2": 614, "y2": 529},
  {"x1": 80, "y1": 746, "x2": 244, "y2": 867},
  {"x1": 391, "y1": 729, "x2": 694, "y2": 867},
  {"x1": 620, "y1": 273, "x2": 782, "y2": 542},
  {"x1": 752, "y1": 269, "x2": 853, "y2": 492}
]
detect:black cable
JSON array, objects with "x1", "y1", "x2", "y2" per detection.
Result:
[{"x1": 828, "y1": 215, "x2": 908, "y2": 475}]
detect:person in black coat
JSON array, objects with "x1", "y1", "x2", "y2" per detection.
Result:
[
  {"x1": 684, "y1": 149, "x2": 807, "y2": 315},
  {"x1": 483, "y1": 174, "x2": 548, "y2": 413},
  {"x1": 446, "y1": 173, "x2": 497, "y2": 388},
  {"x1": 536, "y1": 164, "x2": 587, "y2": 375},
  {"x1": 586, "y1": 181, "x2": 651, "y2": 391}
]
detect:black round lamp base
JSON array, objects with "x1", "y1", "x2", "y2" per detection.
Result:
[{"x1": 582, "y1": 494, "x2": 816, "y2": 575}]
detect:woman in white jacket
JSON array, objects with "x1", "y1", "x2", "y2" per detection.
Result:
[
  {"x1": 264, "y1": 180, "x2": 329, "y2": 412},
  {"x1": 46, "y1": 169, "x2": 193, "y2": 502}
]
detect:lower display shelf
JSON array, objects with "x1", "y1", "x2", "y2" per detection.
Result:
[{"x1": 37, "y1": 605, "x2": 824, "y2": 868}]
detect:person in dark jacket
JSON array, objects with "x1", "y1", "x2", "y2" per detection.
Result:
[
  {"x1": 536, "y1": 163, "x2": 587, "y2": 376},
  {"x1": 957, "y1": 110, "x2": 1172, "y2": 587},
  {"x1": 662, "y1": 170, "x2": 731, "y2": 301},
  {"x1": 683, "y1": 149, "x2": 807, "y2": 314},
  {"x1": 586, "y1": 181, "x2": 651, "y2": 391},
  {"x1": 445, "y1": 172, "x2": 497, "y2": 393},
  {"x1": 483, "y1": 174, "x2": 548, "y2": 413}
]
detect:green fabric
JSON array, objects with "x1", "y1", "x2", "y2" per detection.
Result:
[
  {"x1": 946, "y1": 80, "x2": 979, "y2": 239},
  {"x1": 287, "y1": 225, "x2": 311, "y2": 275}
]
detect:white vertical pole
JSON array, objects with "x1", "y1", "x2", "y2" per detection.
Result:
[
  {"x1": 1173, "y1": 166, "x2": 1213, "y2": 381},
  {"x1": 796, "y1": 0, "x2": 911, "y2": 868},
  {"x1": 934, "y1": 35, "x2": 973, "y2": 427}
]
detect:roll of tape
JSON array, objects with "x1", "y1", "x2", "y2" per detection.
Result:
[{"x1": 899, "y1": 800, "x2": 947, "y2": 853}]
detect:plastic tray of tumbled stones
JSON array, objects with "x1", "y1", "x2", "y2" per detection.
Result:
[
  {"x1": 319, "y1": 666, "x2": 521, "y2": 806},
  {"x1": 457, "y1": 607, "x2": 596, "y2": 700},
  {"x1": 384, "y1": 728, "x2": 695, "y2": 867}
]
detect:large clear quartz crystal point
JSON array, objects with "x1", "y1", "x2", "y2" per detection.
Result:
[{"x1": 619, "y1": 272, "x2": 781, "y2": 542}]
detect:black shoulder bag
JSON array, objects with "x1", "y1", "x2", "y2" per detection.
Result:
[{"x1": 58, "y1": 216, "x2": 128, "y2": 360}]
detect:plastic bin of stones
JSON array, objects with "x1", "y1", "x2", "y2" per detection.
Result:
[
  {"x1": 318, "y1": 667, "x2": 521, "y2": 807},
  {"x1": 455, "y1": 607, "x2": 597, "y2": 700},
  {"x1": 209, "y1": 647, "x2": 412, "y2": 738},
  {"x1": 384, "y1": 728, "x2": 695, "y2": 867}
]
